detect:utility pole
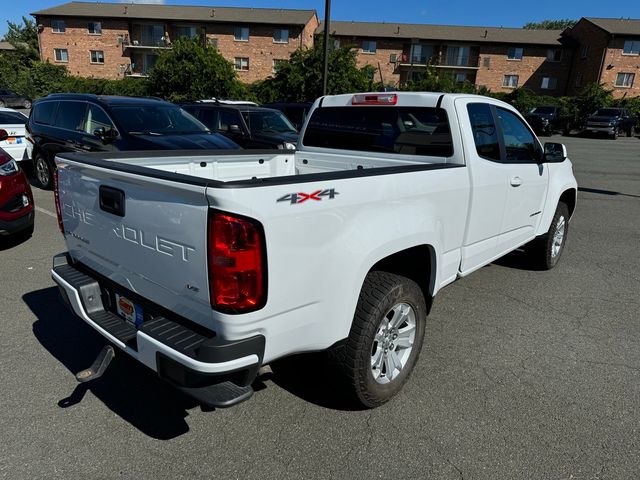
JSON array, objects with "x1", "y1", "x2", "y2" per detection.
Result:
[{"x1": 322, "y1": 0, "x2": 331, "y2": 96}]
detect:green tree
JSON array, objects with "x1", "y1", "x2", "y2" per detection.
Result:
[
  {"x1": 146, "y1": 38, "x2": 242, "y2": 102},
  {"x1": 3, "y1": 16, "x2": 40, "y2": 64},
  {"x1": 523, "y1": 19, "x2": 576, "y2": 30},
  {"x1": 251, "y1": 37, "x2": 376, "y2": 103}
]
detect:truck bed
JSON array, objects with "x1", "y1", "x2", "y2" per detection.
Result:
[{"x1": 58, "y1": 149, "x2": 455, "y2": 185}]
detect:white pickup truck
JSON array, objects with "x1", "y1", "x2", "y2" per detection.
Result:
[{"x1": 51, "y1": 92, "x2": 577, "y2": 408}]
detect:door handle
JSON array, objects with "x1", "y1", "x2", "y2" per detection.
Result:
[{"x1": 510, "y1": 176, "x2": 523, "y2": 187}]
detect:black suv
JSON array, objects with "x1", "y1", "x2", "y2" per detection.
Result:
[
  {"x1": 583, "y1": 107, "x2": 636, "y2": 139},
  {"x1": 26, "y1": 94, "x2": 239, "y2": 189},
  {"x1": 0, "y1": 88, "x2": 31, "y2": 109},
  {"x1": 180, "y1": 102, "x2": 299, "y2": 150},
  {"x1": 524, "y1": 106, "x2": 564, "y2": 136},
  {"x1": 263, "y1": 102, "x2": 312, "y2": 131}
]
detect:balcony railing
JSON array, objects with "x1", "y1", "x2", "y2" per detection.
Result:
[
  {"x1": 436, "y1": 54, "x2": 480, "y2": 68},
  {"x1": 122, "y1": 64, "x2": 150, "y2": 78}
]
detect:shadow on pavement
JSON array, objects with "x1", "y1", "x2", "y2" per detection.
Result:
[
  {"x1": 578, "y1": 187, "x2": 640, "y2": 199},
  {"x1": 24, "y1": 286, "x2": 199, "y2": 440},
  {"x1": 0, "y1": 230, "x2": 33, "y2": 251},
  {"x1": 491, "y1": 247, "x2": 547, "y2": 272},
  {"x1": 267, "y1": 353, "x2": 365, "y2": 412}
]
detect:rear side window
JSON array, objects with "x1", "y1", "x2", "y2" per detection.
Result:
[
  {"x1": 303, "y1": 106, "x2": 453, "y2": 157},
  {"x1": 467, "y1": 103, "x2": 500, "y2": 161},
  {"x1": 0, "y1": 111, "x2": 27, "y2": 124},
  {"x1": 55, "y1": 101, "x2": 87, "y2": 131},
  {"x1": 33, "y1": 101, "x2": 58, "y2": 125}
]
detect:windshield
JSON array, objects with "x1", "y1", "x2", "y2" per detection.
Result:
[
  {"x1": 594, "y1": 108, "x2": 622, "y2": 117},
  {"x1": 242, "y1": 110, "x2": 297, "y2": 134},
  {"x1": 111, "y1": 105, "x2": 209, "y2": 135},
  {"x1": 530, "y1": 106, "x2": 556, "y2": 114}
]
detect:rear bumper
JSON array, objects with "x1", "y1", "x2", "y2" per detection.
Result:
[
  {"x1": 51, "y1": 253, "x2": 264, "y2": 407},
  {"x1": 0, "y1": 210, "x2": 34, "y2": 235}
]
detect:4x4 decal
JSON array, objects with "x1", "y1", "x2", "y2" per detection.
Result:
[{"x1": 277, "y1": 188, "x2": 339, "y2": 205}]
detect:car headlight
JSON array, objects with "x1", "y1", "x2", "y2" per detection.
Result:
[
  {"x1": 0, "y1": 158, "x2": 19, "y2": 176},
  {"x1": 278, "y1": 142, "x2": 296, "y2": 150}
]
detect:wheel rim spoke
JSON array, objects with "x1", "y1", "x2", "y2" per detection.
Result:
[{"x1": 395, "y1": 324, "x2": 416, "y2": 349}]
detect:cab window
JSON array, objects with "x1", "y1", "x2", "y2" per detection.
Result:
[
  {"x1": 496, "y1": 108, "x2": 540, "y2": 163},
  {"x1": 467, "y1": 103, "x2": 500, "y2": 161}
]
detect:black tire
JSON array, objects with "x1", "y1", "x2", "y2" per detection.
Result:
[
  {"x1": 527, "y1": 202, "x2": 570, "y2": 270},
  {"x1": 627, "y1": 127, "x2": 633, "y2": 138},
  {"x1": 331, "y1": 271, "x2": 427, "y2": 408},
  {"x1": 611, "y1": 128, "x2": 618, "y2": 140},
  {"x1": 33, "y1": 153, "x2": 54, "y2": 190}
]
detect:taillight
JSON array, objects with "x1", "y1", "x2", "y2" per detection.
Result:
[
  {"x1": 351, "y1": 93, "x2": 398, "y2": 105},
  {"x1": 208, "y1": 212, "x2": 266, "y2": 313},
  {"x1": 53, "y1": 168, "x2": 64, "y2": 234}
]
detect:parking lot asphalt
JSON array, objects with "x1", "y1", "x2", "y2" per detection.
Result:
[{"x1": 1, "y1": 135, "x2": 639, "y2": 480}]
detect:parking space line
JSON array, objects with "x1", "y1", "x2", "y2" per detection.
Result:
[{"x1": 35, "y1": 206, "x2": 57, "y2": 218}]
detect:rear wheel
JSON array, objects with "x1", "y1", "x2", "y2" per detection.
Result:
[
  {"x1": 332, "y1": 271, "x2": 427, "y2": 408},
  {"x1": 34, "y1": 154, "x2": 54, "y2": 190},
  {"x1": 627, "y1": 126, "x2": 634, "y2": 138}
]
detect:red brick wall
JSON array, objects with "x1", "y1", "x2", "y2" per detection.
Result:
[
  {"x1": 38, "y1": 16, "x2": 130, "y2": 79},
  {"x1": 205, "y1": 20, "x2": 317, "y2": 83},
  {"x1": 564, "y1": 20, "x2": 610, "y2": 95},
  {"x1": 336, "y1": 36, "x2": 403, "y2": 86},
  {"x1": 599, "y1": 37, "x2": 640, "y2": 98},
  {"x1": 476, "y1": 44, "x2": 572, "y2": 95}
]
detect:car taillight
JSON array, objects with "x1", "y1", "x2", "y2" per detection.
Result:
[
  {"x1": 208, "y1": 212, "x2": 266, "y2": 313},
  {"x1": 351, "y1": 93, "x2": 398, "y2": 105},
  {"x1": 53, "y1": 168, "x2": 64, "y2": 234}
]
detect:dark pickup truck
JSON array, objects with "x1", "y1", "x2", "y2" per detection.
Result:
[{"x1": 583, "y1": 108, "x2": 636, "y2": 139}]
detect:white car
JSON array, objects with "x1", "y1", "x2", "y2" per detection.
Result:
[{"x1": 0, "y1": 108, "x2": 29, "y2": 162}]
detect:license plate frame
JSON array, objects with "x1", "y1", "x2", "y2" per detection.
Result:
[{"x1": 115, "y1": 293, "x2": 144, "y2": 327}]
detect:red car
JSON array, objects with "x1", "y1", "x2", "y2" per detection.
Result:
[{"x1": 0, "y1": 129, "x2": 34, "y2": 238}]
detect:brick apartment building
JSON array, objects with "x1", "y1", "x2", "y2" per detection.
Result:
[
  {"x1": 321, "y1": 21, "x2": 572, "y2": 95},
  {"x1": 565, "y1": 17, "x2": 640, "y2": 98},
  {"x1": 32, "y1": 1, "x2": 318, "y2": 83},
  {"x1": 30, "y1": 2, "x2": 640, "y2": 97}
]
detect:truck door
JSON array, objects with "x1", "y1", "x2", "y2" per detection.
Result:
[
  {"x1": 494, "y1": 107, "x2": 549, "y2": 254},
  {"x1": 456, "y1": 101, "x2": 509, "y2": 273}
]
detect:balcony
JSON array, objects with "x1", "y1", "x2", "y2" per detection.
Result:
[
  {"x1": 121, "y1": 35, "x2": 171, "y2": 53},
  {"x1": 399, "y1": 45, "x2": 435, "y2": 66},
  {"x1": 122, "y1": 63, "x2": 150, "y2": 78},
  {"x1": 435, "y1": 53, "x2": 480, "y2": 69}
]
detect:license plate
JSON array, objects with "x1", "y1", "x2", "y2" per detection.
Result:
[{"x1": 116, "y1": 294, "x2": 144, "y2": 327}]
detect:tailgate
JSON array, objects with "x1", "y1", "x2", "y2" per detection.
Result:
[{"x1": 56, "y1": 156, "x2": 214, "y2": 329}]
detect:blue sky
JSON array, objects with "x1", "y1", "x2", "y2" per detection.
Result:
[{"x1": 3, "y1": 0, "x2": 640, "y2": 37}]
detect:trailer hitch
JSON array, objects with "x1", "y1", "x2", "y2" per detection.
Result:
[{"x1": 75, "y1": 345, "x2": 115, "y2": 383}]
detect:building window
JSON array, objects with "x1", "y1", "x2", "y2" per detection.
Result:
[
  {"x1": 615, "y1": 72, "x2": 635, "y2": 88},
  {"x1": 88, "y1": 21, "x2": 102, "y2": 35},
  {"x1": 503, "y1": 75, "x2": 519, "y2": 88},
  {"x1": 623, "y1": 40, "x2": 640, "y2": 55},
  {"x1": 362, "y1": 40, "x2": 377, "y2": 54},
  {"x1": 507, "y1": 47, "x2": 523, "y2": 60},
  {"x1": 273, "y1": 28, "x2": 289, "y2": 44},
  {"x1": 575, "y1": 73, "x2": 583, "y2": 87},
  {"x1": 454, "y1": 72, "x2": 467, "y2": 83},
  {"x1": 272, "y1": 59, "x2": 287, "y2": 73},
  {"x1": 546, "y1": 49, "x2": 562, "y2": 62},
  {"x1": 52, "y1": 20, "x2": 65, "y2": 33},
  {"x1": 541, "y1": 77, "x2": 557, "y2": 90},
  {"x1": 234, "y1": 27, "x2": 249, "y2": 42},
  {"x1": 175, "y1": 26, "x2": 198, "y2": 40},
  {"x1": 90, "y1": 50, "x2": 105, "y2": 64},
  {"x1": 54, "y1": 48, "x2": 68, "y2": 62},
  {"x1": 234, "y1": 57, "x2": 249, "y2": 71},
  {"x1": 580, "y1": 44, "x2": 589, "y2": 58}
]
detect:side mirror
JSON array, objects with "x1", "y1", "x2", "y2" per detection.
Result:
[
  {"x1": 94, "y1": 127, "x2": 118, "y2": 143},
  {"x1": 0, "y1": 129, "x2": 7, "y2": 142},
  {"x1": 228, "y1": 124, "x2": 244, "y2": 135},
  {"x1": 543, "y1": 142, "x2": 567, "y2": 163}
]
